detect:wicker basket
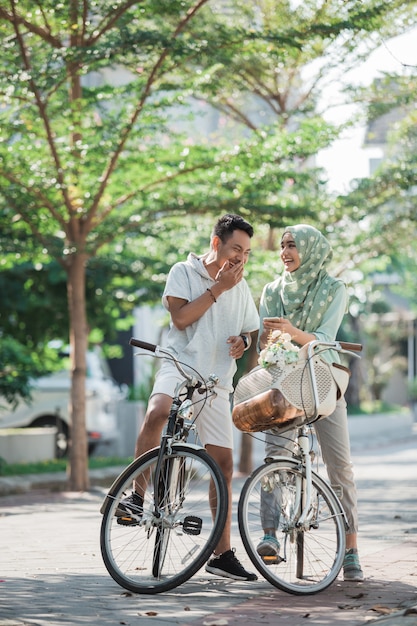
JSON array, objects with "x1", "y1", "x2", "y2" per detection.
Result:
[{"x1": 232, "y1": 346, "x2": 350, "y2": 433}]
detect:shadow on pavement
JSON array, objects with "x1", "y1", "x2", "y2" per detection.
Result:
[{"x1": 1, "y1": 572, "x2": 417, "y2": 626}]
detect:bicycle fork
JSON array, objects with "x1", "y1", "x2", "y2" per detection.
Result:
[
  {"x1": 278, "y1": 427, "x2": 315, "y2": 571},
  {"x1": 295, "y1": 426, "x2": 313, "y2": 529}
]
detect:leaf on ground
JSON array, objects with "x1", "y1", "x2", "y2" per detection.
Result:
[
  {"x1": 370, "y1": 605, "x2": 396, "y2": 615},
  {"x1": 405, "y1": 606, "x2": 417, "y2": 615}
]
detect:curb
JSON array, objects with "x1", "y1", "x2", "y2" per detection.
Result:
[{"x1": 0, "y1": 466, "x2": 125, "y2": 497}]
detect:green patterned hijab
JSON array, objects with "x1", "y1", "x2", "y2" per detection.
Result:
[{"x1": 277, "y1": 224, "x2": 343, "y2": 331}]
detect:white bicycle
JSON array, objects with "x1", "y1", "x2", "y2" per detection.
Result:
[{"x1": 237, "y1": 340, "x2": 362, "y2": 595}]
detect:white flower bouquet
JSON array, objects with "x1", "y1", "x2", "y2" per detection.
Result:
[{"x1": 258, "y1": 329, "x2": 300, "y2": 369}]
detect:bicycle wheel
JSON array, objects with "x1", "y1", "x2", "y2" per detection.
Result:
[
  {"x1": 238, "y1": 459, "x2": 346, "y2": 595},
  {"x1": 100, "y1": 444, "x2": 228, "y2": 594}
]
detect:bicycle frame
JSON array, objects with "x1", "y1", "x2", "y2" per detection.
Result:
[{"x1": 292, "y1": 339, "x2": 361, "y2": 525}]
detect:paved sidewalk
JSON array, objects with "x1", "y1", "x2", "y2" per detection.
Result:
[{"x1": 1, "y1": 437, "x2": 417, "y2": 626}]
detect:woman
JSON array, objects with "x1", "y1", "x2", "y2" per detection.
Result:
[{"x1": 257, "y1": 224, "x2": 363, "y2": 582}]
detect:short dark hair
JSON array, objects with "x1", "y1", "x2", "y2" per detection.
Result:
[{"x1": 212, "y1": 214, "x2": 254, "y2": 242}]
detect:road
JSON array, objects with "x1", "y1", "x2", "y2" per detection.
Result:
[{"x1": 0, "y1": 433, "x2": 416, "y2": 626}]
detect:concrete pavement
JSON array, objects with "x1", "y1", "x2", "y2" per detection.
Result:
[{"x1": 1, "y1": 431, "x2": 417, "y2": 625}]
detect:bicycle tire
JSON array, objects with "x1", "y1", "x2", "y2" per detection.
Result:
[
  {"x1": 100, "y1": 444, "x2": 228, "y2": 594},
  {"x1": 238, "y1": 458, "x2": 346, "y2": 595}
]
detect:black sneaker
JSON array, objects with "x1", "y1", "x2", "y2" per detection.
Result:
[
  {"x1": 116, "y1": 492, "x2": 143, "y2": 526},
  {"x1": 205, "y1": 549, "x2": 258, "y2": 581}
]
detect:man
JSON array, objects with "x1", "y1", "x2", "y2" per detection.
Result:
[{"x1": 120, "y1": 214, "x2": 259, "y2": 581}]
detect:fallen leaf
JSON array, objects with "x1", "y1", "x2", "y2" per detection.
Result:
[
  {"x1": 405, "y1": 607, "x2": 417, "y2": 616},
  {"x1": 145, "y1": 611, "x2": 158, "y2": 616},
  {"x1": 370, "y1": 605, "x2": 395, "y2": 615}
]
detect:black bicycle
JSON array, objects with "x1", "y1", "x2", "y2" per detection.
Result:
[{"x1": 100, "y1": 338, "x2": 228, "y2": 594}]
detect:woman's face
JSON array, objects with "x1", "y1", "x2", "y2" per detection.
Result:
[{"x1": 280, "y1": 232, "x2": 301, "y2": 272}]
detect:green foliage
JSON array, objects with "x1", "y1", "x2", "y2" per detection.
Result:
[
  {"x1": 0, "y1": 336, "x2": 61, "y2": 408},
  {"x1": 347, "y1": 401, "x2": 405, "y2": 415},
  {"x1": 0, "y1": 0, "x2": 417, "y2": 410}
]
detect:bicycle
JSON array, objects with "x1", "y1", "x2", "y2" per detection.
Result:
[
  {"x1": 237, "y1": 339, "x2": 362, "y2": 595},
  {"x1": 100, "y1": 338, "x2": 228, "y2": 594}
]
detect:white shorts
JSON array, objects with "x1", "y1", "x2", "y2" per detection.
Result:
[{"x1": 151, "y1": 361, "x2": 234, "y2": 449}]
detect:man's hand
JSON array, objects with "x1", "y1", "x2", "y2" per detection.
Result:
[
  {"x1": 227, "y1": 335, "x2": 246, "y2": 359},
  {"x1": 215, "y1": 260, "x2": 244, "y2": 291}
]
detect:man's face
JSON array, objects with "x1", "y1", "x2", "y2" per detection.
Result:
[{"x1": 213, "y1": 229, "x2": 252, "y2": 269}]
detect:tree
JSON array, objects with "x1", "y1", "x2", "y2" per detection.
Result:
[
  {"x1": 1, "y1": 0, "x2": 416, "y2": 488},
  {"x1": 2, "y1": 0, "x2": 325, "y2": 489}
]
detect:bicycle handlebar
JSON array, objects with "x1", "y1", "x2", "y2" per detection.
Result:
[
  {"x1": 307, "y1": 339, "x2": 362, "y2": 358},
  {"x1": 129, "y1": 338, "x2": 157, "y2": 352},
  {"x1": 338, "y1": 341, "x2": 362, "y2": 352},
  {"x1": 129, "y1": 337, "x2": 219, "y2": 392},
  {"x1": 130, "y1": 337, "x2": 363, "y2": 353}
]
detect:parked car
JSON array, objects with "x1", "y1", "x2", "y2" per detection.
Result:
[{"x1": 0, "y1": 347, "x2": 127, "y2": 458}]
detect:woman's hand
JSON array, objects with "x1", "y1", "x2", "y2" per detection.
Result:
[
  {"x1": 263, "y1": 316, "x2": 296, "y2": 336},
  {"x1": 261, "y1": 316, "x2": 316, "y2": 348}
]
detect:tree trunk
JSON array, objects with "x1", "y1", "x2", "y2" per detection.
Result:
[
  {"x1": 237, "y1": 333, "x2": 259, "y2": 475},
  {"x1": 238, "y1": 432, "x2": 253, "y2": 475},
  {"x1": 66, "y1": 252, "x2": 90, "y2": 491},
  {"x1": 344, "y1": 313, "x2": 364, "y2": 408}
]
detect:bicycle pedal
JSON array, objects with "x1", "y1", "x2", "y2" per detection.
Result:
[
  {"x1": 261, "y1": 554, "x2": 284, "y2": 565},
  {"x1": 182, "y1": 515, "x2": 202, "y2": 535},
  {"x1": 117, "y1": 516, "x2": 141, "y2": 527}
]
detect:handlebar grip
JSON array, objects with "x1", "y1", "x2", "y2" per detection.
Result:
[
  {"x1": 339, "y1": 341, "x2": 363, "y2": 352},
  {"x1": 129, "y1": 338, "x2": 157, "y2": 353}
]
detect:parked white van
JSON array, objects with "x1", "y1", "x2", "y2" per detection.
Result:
[{"x1": 0, "y1": 347, "x2": 127, "y2": 458}]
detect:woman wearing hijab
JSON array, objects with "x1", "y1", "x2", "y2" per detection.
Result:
[{"x1": 257, "y1": 224, "x2": 363, "y2": 582}]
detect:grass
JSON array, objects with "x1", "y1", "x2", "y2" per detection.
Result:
[
  {"x1": 0, "y1": 456, "x2": 133, "y2": 477},
  {"x1": 348, "y1": 401, "x2": 407, "y2": 415}
]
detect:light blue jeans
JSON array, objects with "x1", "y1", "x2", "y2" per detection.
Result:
[{"x1": 261, "y1": 397, "x2": 358, "y2": 535}]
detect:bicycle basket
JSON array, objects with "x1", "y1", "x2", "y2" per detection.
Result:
[{"x1": 232, "y1": 345, "x2": 350, "y2": 433}]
